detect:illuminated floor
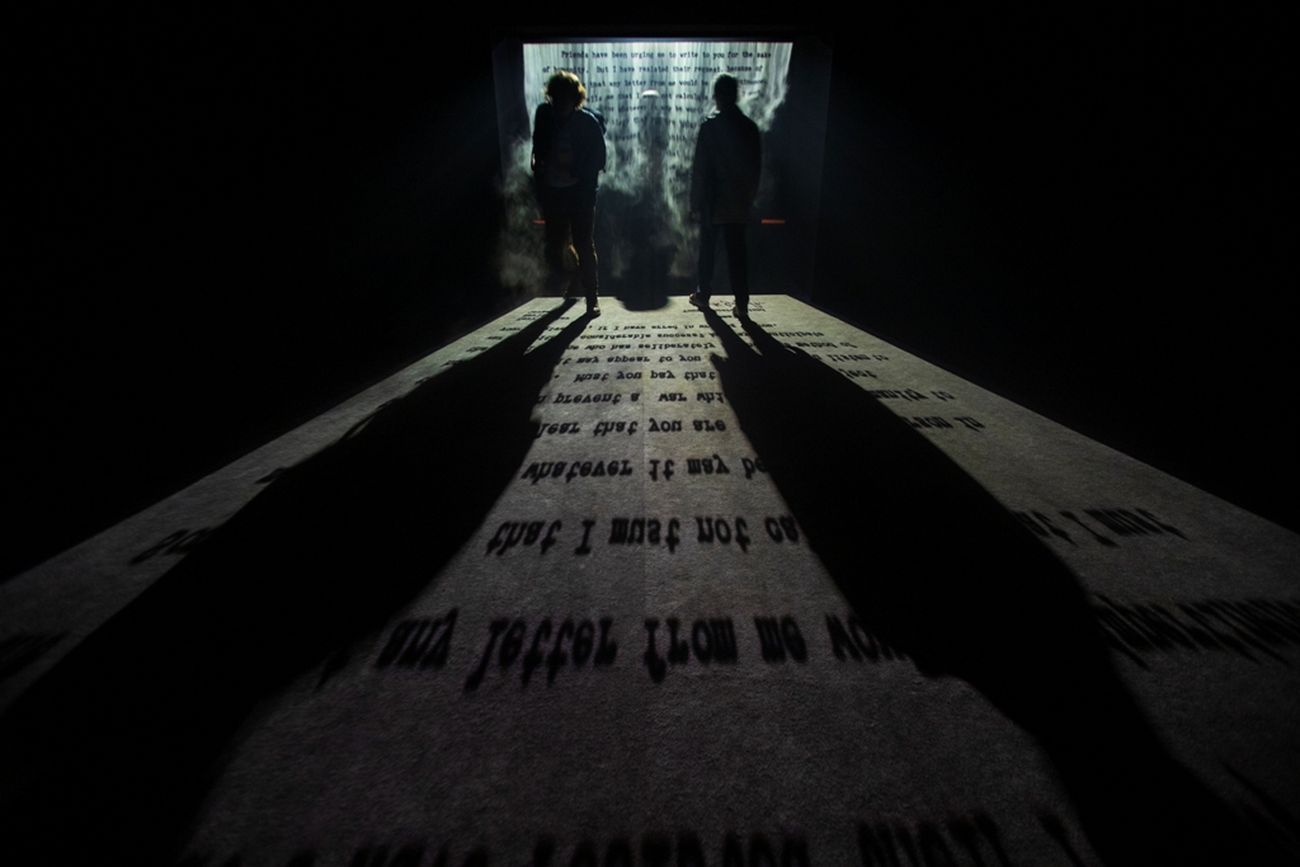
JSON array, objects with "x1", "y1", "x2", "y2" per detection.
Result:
[{"x1": 2, "y1": 296, "x2": 1298, "y2": 865}]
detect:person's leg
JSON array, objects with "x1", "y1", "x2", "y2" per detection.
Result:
[
  {"x1": 693, "y1": 221, "x2": 718, "y2": 306},
  {"x1": 570, "y1": 193, "x2": 599, "y2": 311},
  {"x1": 541, "y1": 190, "x2": 572, "y2": 297},
  {"x1": 723, "y1": 223, "x2": 749, "y2": 311}
]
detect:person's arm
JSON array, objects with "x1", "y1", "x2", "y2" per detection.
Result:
[
  {"x1": 690, "y1": 122, "x2": 709, "y2": 220},
  {"x1": 588, "y1": 107, "x2": 607, "y2": 177},
  {"x1": 746, "y1": 119, "x2": 762, "y2": 205},
  {"x1": 531, "y1": 104, "x2": 548, "y2": 175},
  {"x1": 583, "y1": 111, "x2": 606, "y2": 182},
  {"x1": 593, "y1": 121, "x2": 606, "y2": 177}
]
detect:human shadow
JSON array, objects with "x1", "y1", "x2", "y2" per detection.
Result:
[
  {"x1": 0, "y1": 300, "x2": 592, "y2": 865},
  {"x1": 701, "y1": 309, "x2": 1288, "y2": 866}
]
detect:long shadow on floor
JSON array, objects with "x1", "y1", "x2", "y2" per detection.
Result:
[
  {"x1": 0, "y1": 300, "x2": 592, "y2": 865},
  {"x1": 702, "y1": 309, "x2": 1287, "y2": 866}
]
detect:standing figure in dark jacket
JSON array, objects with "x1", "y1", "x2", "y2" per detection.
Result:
[
  {"x1": 689, "y1": 73, "x2": 761, "y2": 317},
  {"x1": 533, "y1": 70, "x2": 606, "y2": 315}
]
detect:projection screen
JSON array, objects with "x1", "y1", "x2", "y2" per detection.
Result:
[{"x1": 496, "y1": 39, "x2": 796, "y2": 297}]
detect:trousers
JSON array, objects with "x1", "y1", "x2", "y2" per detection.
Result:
[
  {"x1": 539, "y1": 184, "x2": 598, "y2": 305},
  {"x1": 697, "y1": 222, "x2": 748, "y2": 304}
]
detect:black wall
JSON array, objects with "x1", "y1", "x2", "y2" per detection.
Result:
[
  {"x1": 814, "y1": 7, "x2": 1296, "y2": 532},
  {"x1": 7, "y1": 9, "x2": 507, "y2": 577},
  {"x1": 6, "y1": 9, "x2": 1294, "y2": 578}
]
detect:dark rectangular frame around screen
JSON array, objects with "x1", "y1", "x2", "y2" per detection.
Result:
[{"x1": 490, "y1": 29, "x2": 832, "y2": 301}]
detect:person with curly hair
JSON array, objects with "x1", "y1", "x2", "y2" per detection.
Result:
[{"x1": 532, "y1": 70, "x2": 607, "y2": 315}]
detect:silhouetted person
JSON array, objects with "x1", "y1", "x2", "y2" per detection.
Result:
[
  {"x1": 689, "y1": 73, "x2": 761, "y2": 318},
  {"x1": 533, "y1": 70, "x2": 606, "y2": 315}
]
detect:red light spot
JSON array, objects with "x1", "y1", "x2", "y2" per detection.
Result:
[{"x1": 760, "y1": 218, "x2": 786, "y2": 225}]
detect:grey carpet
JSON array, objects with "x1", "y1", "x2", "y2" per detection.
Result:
[{"x1": 1, "y1": 296, "x2": 1297, "y2": 865}]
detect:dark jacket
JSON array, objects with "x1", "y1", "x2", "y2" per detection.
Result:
[
  {"x1": 690, "y1": 106, "x2": 762, "y2": 224},
  {"x1": 532, "y1": 103, "x2": 607, "y2": 193}
]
